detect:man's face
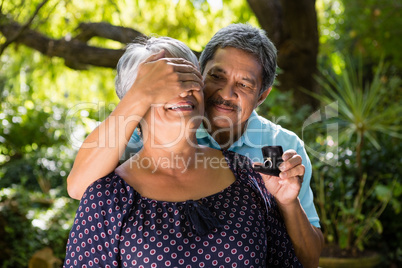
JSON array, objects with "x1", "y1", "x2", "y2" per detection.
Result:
[{"x1": 202, "y1": 47, "x2": 270, "y2": 133}]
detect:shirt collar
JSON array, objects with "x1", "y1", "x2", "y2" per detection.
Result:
[
  {"x1": 231, "y1": 110, "x2": 266, "y2": 148},
  {"x1": 196, "y1": 111, "x2": 268, "y2": 149},
  {"x1": 196, "y1": 122, "x2": 210, "y2": 139}
]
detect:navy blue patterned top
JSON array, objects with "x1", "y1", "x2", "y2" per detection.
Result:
[{"x1": 64, "y1": 150, "x2": 302, "y2": 267}]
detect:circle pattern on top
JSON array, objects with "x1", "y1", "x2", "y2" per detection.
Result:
[{"x1": 64, "y1": 150, "x2": 301, "y2": 267}]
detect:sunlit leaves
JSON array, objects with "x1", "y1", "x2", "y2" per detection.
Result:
[
  {"x1": 316, "y1": 0, "x2": 344, "y2": 49},
  {"x1": 314, "y1": 56, "x2": 402, "y2": 151},
  {"x1": 0, "y1": 0, "x2": 259, "y2": 185},
  {"x1": 317, "y1": 0, "x2": 402, "y2": 70}
]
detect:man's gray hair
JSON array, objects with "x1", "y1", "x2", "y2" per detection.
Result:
[
  {"x1": 199, "y1": 23, "x2": 277, "y2": 95},
  {"x1": 115, "y1": 36, "x2": 199, "y2": 99}
]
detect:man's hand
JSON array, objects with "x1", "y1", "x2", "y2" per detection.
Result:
[
  {"x1": 254, "y1": 149, "x2": 305, "y2": 205},
  {"x1": 129, "y1": 50, "x2": 204, "y2": 105},
  {"x1": 254, "y1": 150, "x2": 323, "y2": 267}
]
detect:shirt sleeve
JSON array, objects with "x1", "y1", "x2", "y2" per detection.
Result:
[
  {"x1": 296, "y1": 142, "x2": 321, "y2": 228},
  {"x1": 121, "y1": 128, "x2": 143, "y2": 161},
  {"x1": 63, "y1": 175, "x2": 130, "y2": 268}
]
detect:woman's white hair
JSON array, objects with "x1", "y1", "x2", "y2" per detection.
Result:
[{"x1": 115, "y1": 36, "x2": 199, "y2": 99}]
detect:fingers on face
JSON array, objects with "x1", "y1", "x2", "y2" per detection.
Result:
[
  {"x1": 165, "y1": 58, "x2": 201, "y2": 74},
  {"x1": 177, "y1": 72, "x2": 204, "y2": 90},
  {"x1": 146, "y1": 57, "x2": 201, "y2": 76},
  {"x1": 162, "y1": 59, "x2": 204, "y2": 90},
  {"x1": 141, "y1": 56, "x2": 205, "y2": 100}
]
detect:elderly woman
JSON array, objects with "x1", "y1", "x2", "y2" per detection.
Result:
[{"x1": 63, "y1": 37, "x2": 302, "y2": 267}]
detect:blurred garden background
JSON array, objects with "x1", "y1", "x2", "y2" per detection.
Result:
[{"x1": 0, "y1": 0, "x2": 401, "y2": 267}]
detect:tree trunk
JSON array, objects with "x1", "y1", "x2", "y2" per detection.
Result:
[{"x1": 247, "y1": 0, "x2": 319, "y2": 108}]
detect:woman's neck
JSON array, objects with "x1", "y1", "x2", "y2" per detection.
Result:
[{"x1": 139, "y1": 133, "x2": 200, "y2": 174}]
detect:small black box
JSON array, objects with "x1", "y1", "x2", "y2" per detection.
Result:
[{"x1": 253, "y1": 146, "x2": 284, "y2": 177}]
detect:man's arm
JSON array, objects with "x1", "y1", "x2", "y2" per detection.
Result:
[
  {"x1": 276, "y1": 196, "x2": 324, "y2": 268},
  {"x1": 67, "y1": 50, "x2": 203, "y2": 199},
  {"x1": 258, "y1": 150, "x2": 324, "y2": 268}
]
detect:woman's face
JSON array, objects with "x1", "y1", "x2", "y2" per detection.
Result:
[
  {"x1": 140, "y1": 64, "x2": 204, "y2": 146},
  {"x1": 153, "y1": 88, "x2": 204, "y2": 127}
]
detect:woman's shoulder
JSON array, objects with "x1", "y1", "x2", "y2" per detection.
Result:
[
  {"x1": 222, "y1": 149, "x2": 275, "y2": 207},
  {"x1": 222, "y1": 149, "x2": 254, "y2": 170},
  {"x1": 81, "y1": 172, "x2": 135, "y2": 204}
]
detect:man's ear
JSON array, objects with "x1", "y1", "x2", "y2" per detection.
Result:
[{"x1": 255, "y1": 87, "x2": 272, "y2": 108}]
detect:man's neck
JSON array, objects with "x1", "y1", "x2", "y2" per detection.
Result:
[{"x1": 209, "y1": 124, "x2": 246, "y2": 150}]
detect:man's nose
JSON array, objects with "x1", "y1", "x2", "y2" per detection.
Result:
[{"x1": 220, "y1": 82, "x2": 237, "y2": 100}]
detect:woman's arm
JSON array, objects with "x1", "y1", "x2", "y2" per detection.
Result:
[
  {"x1": 67, "y1": 51, "x2": 203, "y2": 199},
  {"x1": 66, "y1": 89, "x2": 146, "y2": 199}
]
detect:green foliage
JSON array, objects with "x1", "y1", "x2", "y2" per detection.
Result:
[
  {"x1": 316, "y1": 0, "x2": 343, "y2": 55},
  {"x1": 313, "y1": 137, "x2": 401, "y2": 253},
  {"x1": 308, "y1": 56, "x2": 402, "y2": 253},
  {"x1": 317, "y1": 0, "x2": 402, "y2": 71},
  {"x1": 314, "y1": 56, "x2": 402, "y2": 151},
  {"x1": 0, "y1": 186, "x2": 79, "y2": 267},
  {"x1": 2, "y1": 0, "x2": 258, "y2": 52},
  {"x1": 114, "y1": 0, "x2": 258, "y2": 51},
  {"x1": 0, "y1": 4, "x2": 116, "y2": 262},
  {"x1": 0, "y1": 1, "x2": 260, "y2": 265},
  {"x1": 340, "y1": 0, "x2": 402, "y2": 69},
  {"x1": 1, "y1": 53, "x2": 85, "y2": 192},
  {"x1": 0, "y1": 188, "x2": 42, "y2": 267},
  {"x1": 1, "y1": 0, "x2": 401, "y2": 266},
  {"x1": 257, "y1": 89, "x2": 313, "y2": 137}
]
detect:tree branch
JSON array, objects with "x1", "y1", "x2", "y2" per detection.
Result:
[
  {"x1": 75, "y1": 22, "x2": 145, "y2": 44},
  {"x1": 0, "y1": 0, "x2": 49, "y2": 56},
  {"x1": 0, "y1": 20, "x2": 126, "y2": 69},
  {"x1": 0, "y1": 19, "x2": 201, "y2": 70}
]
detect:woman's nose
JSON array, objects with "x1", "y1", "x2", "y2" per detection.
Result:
[{"x1": 179, "y1": 90, "x2": 193, "y2": 98}]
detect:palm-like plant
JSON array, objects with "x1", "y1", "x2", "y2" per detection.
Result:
[
  {"x1": 314, "y1": 58, "x2": 401, "y2": 177},
  {"x1": 307, "y1": 56, "x2": 402, "y2": 253}
]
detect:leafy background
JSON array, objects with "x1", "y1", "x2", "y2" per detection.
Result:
[{"x1": 1, "y1": 0, "x2": 401, "y2": 267}]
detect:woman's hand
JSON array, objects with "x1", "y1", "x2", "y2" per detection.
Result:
[{"x1": 129, "y1": 50, "x2": 204, "y2": 105}]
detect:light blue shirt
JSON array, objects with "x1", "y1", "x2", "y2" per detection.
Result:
[{"x1": 125, "y1": 111, "x2": 320, "y2": 227}]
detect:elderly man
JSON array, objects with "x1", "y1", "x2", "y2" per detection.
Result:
[{"x1": 67, "y1": 24, "x2": 324, "y2": 267}]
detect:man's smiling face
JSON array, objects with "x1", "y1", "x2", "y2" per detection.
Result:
[{"x1": 202, "y1": 47, "x2": 270, "y2": 135}]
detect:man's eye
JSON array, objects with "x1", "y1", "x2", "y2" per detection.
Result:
[
  {"x1": 210, "y1": 74, "x2": 220, "y2": 79},
  {"x1": 238, "y1": 83, "x2": 250, "y2": 89}
]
